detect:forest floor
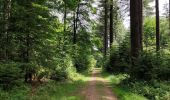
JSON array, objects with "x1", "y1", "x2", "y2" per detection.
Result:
[{"x1": 80, "y1": 68, "x2": 118, "y2": 100}]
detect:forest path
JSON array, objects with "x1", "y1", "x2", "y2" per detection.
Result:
[{"x1": 80, "y1": 68, "x2": 117, "y2": 100}]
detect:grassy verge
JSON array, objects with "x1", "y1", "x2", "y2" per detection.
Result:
[
  {"x1": 0, "y1": 73, "x2": 90, "y2": 100},
  {"x1": 101, "y1": 72, "x2": 147, "y2": 100}
]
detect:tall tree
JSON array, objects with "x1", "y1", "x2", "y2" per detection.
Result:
[
  {"x1": 130, "y1": 0, "x2": 143, "y2": 58},
  {"x1": 110, "y1": 0, "x2": 113, "y2": 47},
  {"x1": 169, "y1": 0, "x2": 170, "y2": 35},
  {"x1": 155, "y1": 0, "x2": 160, "y2": 51},
  {"x1": 73, "y1": 1, "x2": 80, "y2": 44},
  {"x1": 73, "y1": 12, "x2": 77, "y2": 44},
  {"x1": 104, "y1": 0, "x2": 108, "y2": 56},
  {"x1": 4, "y1": 0, "x2": 11, "y2": 60},
  {"x1": 64, "y1": 2, "x2": 67, "y2": 32}
]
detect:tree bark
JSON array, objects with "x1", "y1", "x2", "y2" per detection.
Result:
[
  {"x1": 110, "y1": 0, "x2": 113, "y2": 47},
  {"x1": 73, "y1": 3, "x2": 80, "y2": 44},
  {"x1": 169, "y1": 0, "x2": 170, "y2": 35},
  {"x1": 104, "y1": 0, "x2": 108, "y2": 56},
  {"x1": 130, "y1": 0, "x2": 143, "y2": 58},
  {"x1": 73, "y1": 12, "x2": 76, "y2": 44},
  {"x1": 76, "y1": 4, "x2": 80, "y2": 32},
  {"x1": 64, "y1": 3, "x2": 67, "y2": 32},
  {"x1": 155, "y1": 0, "x2": 160, "y2": 52},
  {"x1": 4, "y1": 0, "x2": 11, "y2": 60}
]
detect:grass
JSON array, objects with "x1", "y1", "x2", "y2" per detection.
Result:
[
  {"x1": 0, "y1": 72, "x2": 90, "y2": 100},
  {"x1": 101, "y1": 71, "x2": 148, "y2": 100}
]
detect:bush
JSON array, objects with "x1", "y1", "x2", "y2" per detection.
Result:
[
  {"x1": 131, "y1": 50, "x2": 170, "y2": 80},
  {"x1": 0, "y1": 63, "x2": 24, "y2": 90},
  {"x1": 105, "y1": 37, "x2": 131, "y2": 73},
  {"x1": 106, "y1": 39, "x2": 170, "y2": 81},
  {"x1": 75, "y1": 54, "x2": 96, "y2": 72},
  {"x1": 131, "y1": 51, "x2": 157, "y2": 80},
  {"x1": 125, "y1": 81, "x2": 170, "y2": 100},
  {"x1": 50, "y1": 55, "x2": 76, "y2": 81}
]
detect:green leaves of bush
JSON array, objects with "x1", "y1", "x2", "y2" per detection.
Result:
[{"x1": 0, "y1": 63, "x2": 24, "y2": 90}]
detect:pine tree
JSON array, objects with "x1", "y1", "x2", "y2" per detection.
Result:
[
  {"x1": 155, "y1": 0, "x2": 160, "y2": 51},
  {"x1": 130, "y1": 0, "x2": 143, "y2": 58}
]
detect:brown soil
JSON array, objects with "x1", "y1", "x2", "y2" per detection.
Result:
[{"x1": 81, "y1": 68, "x2": 117, "y2": 100}]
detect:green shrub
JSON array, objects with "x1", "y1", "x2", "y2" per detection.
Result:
[
  {"x1": 105, "y1": 37, "x2": 131, "y2": 73},
  {"x1": 50, "y1": 55, "x2": 76, "y2": 81},
  {"x1": 131, "y1": 51, "x2": 157, "y2": 80},
  {"x1": 0, "y1": 63, "x2": 24, "y2": 90},
  {"x1": 87, "y1": 55, "x2": 97, "y2": 71},
  {"x1": 132, "y1": 50, "x2": 170, "y2": 80},
  {"x1": 127, "y1": 81, "x2": 170, "y2": 100},
  {"x1": 75, "y1": 54, "x2": 96, "y2": 72}
]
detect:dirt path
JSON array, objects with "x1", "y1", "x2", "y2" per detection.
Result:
[{"x1": 81, "y1": 68, "x2": 117, "y2": 100}]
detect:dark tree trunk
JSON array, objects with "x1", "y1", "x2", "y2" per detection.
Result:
[
  {"x1": 24, "y1": 33, "x2": 32, "y2": 83},
  {"x1": 73, "y1": 3, "x2": 80, "y2": 44},
  {"x1": 4, "y1": 0, "x2": 11, "y2": 60},
  {"x1": 139, "y1": 0, "x2": 143, "y2": 51},
  {"x1": 104, "y1": 0, "x2": 108, "y2": 56},
  {"x1": 64, "y1": 4, "x2": 67, "y2": 32},
  {"x1": 155, "y1": 0, "x2": 160, "y2": 52},
  {"x1": 76, "y1": 4, "x2": 79, "y2": 32},
  {"x1": 130, "y1": 0, "x2": 143, "y2": 58},
  {"x1": 73, "y1": 12, "x2": 76, "y2": 44},
  {"x1": 169, "y1": 0, "x2": 170, "y2": 35},
  {"x1": 110, "y1": 0, "x2": 113, "y2": 47}
]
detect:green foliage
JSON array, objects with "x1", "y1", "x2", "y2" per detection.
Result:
[
  {"x1": 102, "y1": 73, "x2": 147, "y2": 100},
  {"x1": 75, "y1": 54, "x2": 96, "y2": 72},
  {"x1": 130, "y1": 50, "x2": 170, "y2": 80},
  {"x1": 0, "y1": 85, "x2": 30, "y2": 100},
  {"x1": 143, "y1": 17, "x2": 156, "y2": 48},
  {"x1": 144, "y1": 17, "x2": 170, "y2": 49},
  {"x1": 124, "y1": 81, "x2": 170, "y2": 100},
  {"x1": 105, "y1": 36, "x2": 131, "y2": 73},
  {"x1": 0, "y1": 72, "x2": 90, "y2": 100},
  {"x1": 50, "y1": 56, "x2": 77, "y2": 81},
  {"x1": 0, "y1": 63, "x2": 24, "y2": 90}
]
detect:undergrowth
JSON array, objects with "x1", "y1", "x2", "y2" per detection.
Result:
[{"x1": 0, "y1": 72, "x2": 90, "y2": 100}]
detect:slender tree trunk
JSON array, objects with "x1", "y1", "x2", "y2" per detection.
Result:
[
  {"x1": 25, "y1": 33, "x2": 32, "y2": 83},
  {"x1": 115, "y1": 5, "x2": 118, "y2": 40},
  {"x1": 139, "y1": 0, "x2": 143, "y2": 51},
  {"x1": 155, "y1": 0, "x2": 160, "y2": 52},
  {"x1": 4, "y1": 0, "x2": 11, "y2": 60},
  {"x1": 104, "y1": 0, "x2": 108, "y2": 56},
  {"x1": 110, "y1": 0, "x2": 113, "y2": 47},
  {"x1": 76, "y1": 4, "x2": 79, "y2": 32},
  {"x1": 64, "y1": 4, "x2": 67, "y2": 32},
  {"x1": 130, "y1": 0, "x2": 143, "y2": 58},
  {"x1": 73, "y1": 12, "x2": 76, "y2": 44},
  {"x1": 73, "y1": 3, "x2": 80, "y2": 44},
  {"x1": 169, "y1": 0, "x2": 170, "y2": 35}
]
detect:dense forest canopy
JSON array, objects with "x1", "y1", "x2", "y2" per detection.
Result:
[{"x1": 0, "y1": 0, "x2": 170, "y2": 100}]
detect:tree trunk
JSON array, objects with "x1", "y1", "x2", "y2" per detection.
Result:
[
  {"x1": 139, "y1": 0, "x2": 143, "y2": 51},
  {"x1": 169, "y1": 0, "x2": 170, "y2": 35},
  {"x1": 4, "y1": 0, "x2": 11, "y2": 60},
  {"x1": 73, "y1": 12, "x2": 76, "y2": 44},
  {"x1": 130, "y1": 0, "x2": 143, "y2": 58},
  {"x1": 25, "y1": 33, "x2": 32, "y2": 83},
  {"x1": 104, "y1": 0, "x2": 108, "y2": 56},
  {"x1": 73, "y1": 3, "x2": 80, "y2": 44},
  {"x1": 76, "y1": 4, "x2": 80, "y2": 32},
  {"x1": 64, "y1": 4, "x2": 67, "y2": 32},
  {"x1": 155, "y1": 0, "x2": 160, "y2": 52},
  {"x1": 110, "y1": 0, "x2": 113, "y2": 47}
]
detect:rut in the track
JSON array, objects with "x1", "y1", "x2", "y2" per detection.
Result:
[{"x1": 81, "y1": 68, "x2": 117, "y2": 100}]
